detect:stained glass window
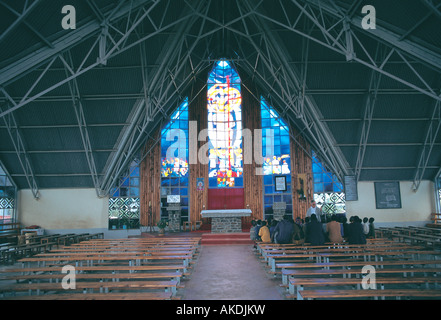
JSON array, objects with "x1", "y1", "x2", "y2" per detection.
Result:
[
  {"x1": 261, "y1": 98, "x2": 292, "y2": 219},
  {"x1": 312, "y1": 150, "x2": 346, "y2": 215},
  {"x1": 109, "y1": 159, "x2": 140, "y2": 229},
  {"x1": 160, "y1": 99, "x2": 189, "y2": 221},
  {"x1": 435, "y1": 176, "x2": 441, "y2": 214},
  {"x1": 207, "y1": 60, "x2": 243, "y2": 188},
  {"x1": 0, "y1": 163, "x2": 16, "y2": 224},
  {"x1": 161, "y1": 98, "x2": 189, "y2": 178},
  {"x1": 261, "y1": 98, "x2": 291, "y2": 176}
]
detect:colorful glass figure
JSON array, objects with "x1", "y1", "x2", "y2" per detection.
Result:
[{"x1": 207, "y1": 60, "x2": 243, "y2": 188}]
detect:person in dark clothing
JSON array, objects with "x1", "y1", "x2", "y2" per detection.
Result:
[
  {"x1": 367, "y1": 217, "x2": 376, "y2": 239},
  {"x1": 273, "y1": 215, "x2": 294, "y2": 244},
  {"x1": 340, "y1": 216, "x2": 349, "y2": 240},
  {"x1": 255, "y1": 220, "x2": 262, "y2": 241},
  {"x1": 305, "y1": 214, "x2": 325, "y2": 246},
  {"x1": 303, "y1": 217, "x2": 310, "y2": 243},
  {"x1": 347, "y1": 216, "x2": 366, "y2": 245},
  {"x1": 269, "y1": 219, "x2": 278, "y2": 240}
]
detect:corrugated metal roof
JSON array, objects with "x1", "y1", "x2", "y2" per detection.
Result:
[{"x1": 0, "y1": 0, "x2": 440, "y2": 192}]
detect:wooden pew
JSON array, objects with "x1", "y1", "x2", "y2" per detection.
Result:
[
  {"x1": 18, "y1": 253, "x2": 193, "y2": 270},
  {"x1": 287, "y1": 276, "x2": 441, "y2": 298},
  {"x1": 3, "y1": 269, "x2": 184, "y2": 284},
  {"x1": 2, "y1": 291, "x2": 173, "y2": 300},
  {"x1": 0, "y1": 236, "x2": 201, "y2": 300},
  {"x1": 0, "y1": 280, "x2": 180, "y2": 297},
  {"x1": 393, "y1": 233, "x2": 441, "y2": 249},
  {"x1": 278, "y1": 259, "x2": 440, "y2": 276},
  {"x1": 260, "y1": 244, "x2": 421, "y2": 262},
  {"x1": 4, "y1": 264, "x2": 188, "y2": 275},
  {"x1": 266, "y1": 248, "x2": 438, "y2": 273},
  {"x1": 281, "y1": 267, "x2": 441, "y2": 286},
  {"x1": 297, "y1": 289, "x2": 441, "y2": 300}
]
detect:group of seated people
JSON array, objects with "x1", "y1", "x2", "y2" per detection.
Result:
[{"x1": 250, "y1": 214, "x2": 375, "y2": 246}]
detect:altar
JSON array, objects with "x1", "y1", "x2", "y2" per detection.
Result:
[{"x1": 200, "y1": 209, "x2": 251, "y2": 233}]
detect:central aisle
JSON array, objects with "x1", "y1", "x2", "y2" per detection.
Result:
[{"x1": 182, "y1": 244, "x2": 284, "y2": 300}]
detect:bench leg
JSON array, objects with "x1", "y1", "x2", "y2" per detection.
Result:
[
  {"x1": 297, "y1": 289, "x2": 304, "y2": 300},
  {"x1": 282, "y1": 273, "x2": 288, "y2": 286}
]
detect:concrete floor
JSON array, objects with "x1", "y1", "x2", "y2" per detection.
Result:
[{"x1": 182, "y1": 245, "x2": 284, "y2": 300}]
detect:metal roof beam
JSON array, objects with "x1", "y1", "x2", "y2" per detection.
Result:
[
  {"x1": 63, "y1": 51, "x2": 102, "y2": 198},
  {"x1": 0, "y1": 96, "x2": 39, "y2": 199},
  {"x1": 412, "y1": 94, "x2": 441, "y2": 191},
  {"x1": 99, "y1": 0, "x2": 210, "y2": 195},
  {"x1": 0, "y1": 0, "x2": 42, "y2": 44},
  {"x1": 252, "y1": 0, "x2": 441, "y2": 103},
  {"x1": 307, "y1": 0, "x2": 441, "y2": 72},
  {"x1": 355, "y1": 54, "x2": 383, "y2": 181},
  {"x1": 0, "y1": 1, "x2": 194, "y2": 119},
  {"x1": 239, "y1": 0, "x2": 351, "y2": 180},
  {"x1": 0, "y1": 0, "x2": 155, "y2": 88},
  {"x1": 420, "y1": 0, "x2": 441, "y2": 21}
]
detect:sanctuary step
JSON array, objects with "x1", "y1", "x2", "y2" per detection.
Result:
[{"x1": 201, "y1": 232, "x2": 254, "y2": 245}]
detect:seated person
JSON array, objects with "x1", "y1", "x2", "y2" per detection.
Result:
[
  {"x1": 258, "y1": 221, "x2": 271, "y2": 243},
  {"x1": 306, "y1": 214, "x2": 325, "y2": 246},
  {"x1": 326, "y1": 214, "x2": 343, "y2": 243}
]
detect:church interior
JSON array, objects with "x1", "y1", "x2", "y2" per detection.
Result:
[{"x1": 0, "y1": 0, "x2": 441, "y2": 302}]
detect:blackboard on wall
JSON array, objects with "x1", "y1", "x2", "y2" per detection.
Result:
[
  {"x1": 344, "y1": 176, "x2": 358, "y2": 201},
  {"x1": 374, "y1": 181, "x2": 402, "y2": 209}
]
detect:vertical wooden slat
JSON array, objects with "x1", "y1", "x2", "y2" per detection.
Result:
[
  {"x1": 189, "y1": 84, "x2": 208, "y2": 224},
  {"x1": 242, "y1": 78, "x2": 263, "y2": 223},
  {"x1": 290, "y1": 129, "x2": 312, "y2": 220},
  {"x1": 140, "y1": 129, "x2": 161, "y2": 227}
]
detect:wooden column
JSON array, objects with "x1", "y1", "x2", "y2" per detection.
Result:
[
  {"x1": 290, "y1": 129, "x2": 313, "y2": 220},
  {"x1": 139, "y1": 129, "x2": 161, "y2": 228},
  {"x1": 242, "y1": 79, "x2": 263, "y2": 222},
  {"x1": 189, "y1": 85, "x2": 208, "y2": 224}
]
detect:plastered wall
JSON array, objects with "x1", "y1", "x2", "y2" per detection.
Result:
[
  {"x1": 18, "y1": 188, "x2": 108, "y2": 230},
  {"x1": 345, "y1": 180, "x2": 435, "y2": 226}
]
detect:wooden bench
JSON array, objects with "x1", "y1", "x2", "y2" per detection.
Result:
[
  {"x1": 19, "y1": 253, "x2": 193, "y2": 270},
  {"x1": 0, "y1": 280, "x2": 180, "y2": 297},
  {"x1": 34, "y1": 249, "x2": 195, "y2": 258},
  {"x1": 0, "y1": 229, "x2": 20, "y2": 243},
  {"x1": 278, "y1": 259, "x2": 440, "y2": 273},
  {"x1": 2, "y1": 291, "x2": 173, "y2": 300},
  {"x1": 3, "y1": 271, "x2": 184, "y2": 285},
  {"x1": 287, "y1": 276, "x2": 441, "y2": 298},
  {"x1": 5, "y1": 264, "x2": 187, "y2": 275},
  {"x1": 281, "y1": 267, "x2": 441, "y2": 285},
  {"x1": 256, "y1": 238, "x2": 404, "y2": 256},
  {"x1": 261, "y1": 244, "x2": 421, "y2": 262},
  {"x1": 0, "y1": 242, "x2": 56, "y2": 264},
  {"x1": 297, "y1": 289, "x2": 441, "y2": 300},
  {"x1": 392, "y1": 234, "x2": 441, "y2": 249},
  {"x1": 267, "y1": 249, "x2": 438, "y2": 273}
]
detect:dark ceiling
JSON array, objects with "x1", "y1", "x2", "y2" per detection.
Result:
[{"x1": 1, "y1": 0, "x2": 440, "y2": 198}]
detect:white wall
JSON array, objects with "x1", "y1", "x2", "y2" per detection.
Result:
[
  {"x1": 345, "y1": 180, "x2": 435, "y2": 227},
  {"x1": 18, "y1": 188, "x2": 108, "y2": 231}
]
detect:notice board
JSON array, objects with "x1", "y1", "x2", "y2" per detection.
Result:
[
  {"x1": 374, "y1": 181, "x2": 402, "y2": 209},
  {"x1": 344, "y1": 176, "x2": 358, "y2": 201}
]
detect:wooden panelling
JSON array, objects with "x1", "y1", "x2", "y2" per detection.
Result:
[
  {"x1": 290, "y1": 129, "x2": 312, "y2": 220},
  {"x1": 139, "y1": 129, "x2": 161, "y2": 228},
  {"x1": 241, "y1": 79, "x2": 263, "y2": 222},
  {"x1": 188, "y1": 85, "x2": 208, "y2": 223}
]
